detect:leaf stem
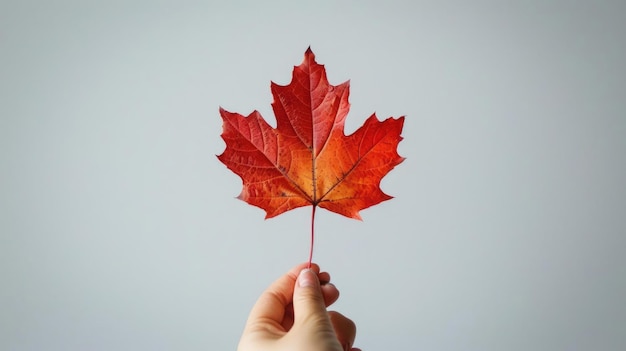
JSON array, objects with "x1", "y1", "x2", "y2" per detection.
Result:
[{"x1": 308, "y1": 205, "x2": 317, "y2": 269}]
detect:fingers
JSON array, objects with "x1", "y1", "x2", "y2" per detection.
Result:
[
  {"x1": 291, "y1": 268, "x2": 358, "y2": 351},
  {"x1": 243, "y1": 263, "x2": 359, "y2": 351},
  {"x1": 292, "y1": 268, "x2": 330, "y2": 327},
  {"x1": 245, "y1": 263, "x2": 320, "y2": 332},
  {"x1": 321, "y1": 280, "x2": 340, "y2": 307},
  {"x1": 244, "y1": 261, "x2": 347, "y2": 346},
  {"x1": 318, "y1": 271, "x2": 331, "y2": 284},
  {"x1": 328, "y1": 311, "x2": 357, "y2": 351}
]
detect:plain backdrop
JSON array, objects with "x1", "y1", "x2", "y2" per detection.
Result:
[{"x1": 1, "y1": 1, "x2": 625, "y2": 350}]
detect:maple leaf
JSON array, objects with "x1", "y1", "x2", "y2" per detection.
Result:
[{"x1": 218, "y1": 48, "x2": 405, "y2": 222}]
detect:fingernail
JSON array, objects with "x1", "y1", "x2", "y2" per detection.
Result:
[{"x1": 298, "y1": 269, "x2": 317, "y2": 288}]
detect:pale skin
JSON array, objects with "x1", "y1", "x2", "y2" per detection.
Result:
[{"x1": 238, "y1": 263, "x2": 361, "y2": 351}]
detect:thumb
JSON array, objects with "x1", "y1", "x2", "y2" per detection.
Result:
[{"x1": 292, "y1": 268, "x2": 333, "y2": 328}]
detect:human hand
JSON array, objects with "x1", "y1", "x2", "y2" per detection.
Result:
[{"x1": 237, "y1": 263, "x2": 360, "y2": 351}]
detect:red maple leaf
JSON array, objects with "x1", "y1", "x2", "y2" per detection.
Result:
[{"x1": 218, "y1": 48, "x2": 404, "y2": 264}]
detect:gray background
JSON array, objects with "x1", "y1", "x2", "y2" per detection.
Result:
[{"x1": 1, "y1": 1, "x2": 625, "y2": 350}]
